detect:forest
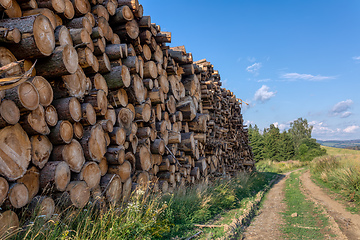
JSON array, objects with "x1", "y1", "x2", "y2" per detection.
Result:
[{"x1": 248, "y1": 118, "x2": 326, "y2": 162}]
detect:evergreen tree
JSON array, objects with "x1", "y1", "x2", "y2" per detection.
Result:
[
  {"x1": 279, "y1": 130, "x2": 295, "y2": 160},
  {"x1": 248, "y1": 124, "x2": 265, "y2": 161},
  {"x1": 264, "y1": 124, "x2": 281, "y2": 161}
]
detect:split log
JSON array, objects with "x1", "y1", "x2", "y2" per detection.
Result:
[
  {"x1": 100, "y1": 173, "x2": 122, "y2": 205},
  {"x1": 27, "y1": 196, "x2": 55, "y2": 220},
  {"x1": 0, "y1": 99, "x2": 20, "y2": 128},
  {"x1": 31, "y1": 135, "x2": 53, "y2": 169},
  {"x1": 80, "y1": 103, "x2": 97, "y2": 126},
  {"x1": 0, "y1": 177, "x2": 9, "y2": 205},
  {"x1": 30, "y1": 76, "x2": 53, "y2": 107},
  {"x1": 48, "y1": 120, "x2": 73, "y2": 144},
  {"x1": 107, "y1": 160, "x2": 131, "y2": 182},
  {"x1": 8, "y1": 182, "x2": 29, "y2": 208},
  {"x1": 80, "y1": 124, "x2": 107, "y2": 162},
  {"x1": 83, "y1": 89, "x2": 108, "y2": 116},
  {"x1": 135, "y1": 145, "x2": 151, "y2": 171},
  {"x1": 103, "y1": 65, "x2": 131, "y2": 90},
  {"x1": 20, "y1": 105, "x2": 50, "y2": 135},
  {"x1": 52, "y1": 97, "x2": 82, "y2": 123},
  {"x1": 0, "y1": 124, "x2": 31, "y2": 181},
  {"x1": 50, "y1": 139, "x2": 85, "y2": 172},
  {"x1": 0, "y1": 210, "x2": 19, "y2": 239},
  {"x1": 40, "y1": 161, "x2": 70, "y2": 191},
  {"x1": 72, "y1": 161, "x2": 101, "y2": 190},
  {"x1": 56, "y1": 181, "x2": 90, "y2": 208},
  {"x1": 105, "y1": 145, "x2": 125, "y2": 164},
  {"x1": 5, "y1": 81, "x2": 40, "y2": 112}
]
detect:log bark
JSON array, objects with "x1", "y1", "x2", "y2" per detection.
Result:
[
  {"x1": 105, "y1": 145, "x2": 125, "y2": 164},
  {"x1": 109, "y1": 88, "x2": 128, "y2": 107},
  {"x1": 27, "y1": 196, "x2": 55, "y2": 220},
  {"x1": 8, "y1": 182, "x2": 29, "y2": 208},
  {"x1": 48, "y1": 120, "x2": 73, "y2": 144},
  {"x1": 80, "y1": 103, "x2": 97, "y2": 126},
  {"x1": 36, "y1": 45, "x2": 78, "y2": 78},
  {"x1": 56, "y1": 181, "x2": 90, "y2": 208},
  {"x1": 17, "y1": 166, "x2": 39, "y2": 203},
  {"x1": 110, "y1": 5, "x2": 133, "y2": 24},
  {"x1": 36, "y1": 0, "x2": 65, "y2": 13},
  {"x1": 135, "y1": 145, "x2": 151, "y2": 171},
  {"x1": 113, "y1": 19, "x2": 139, "y2": 40},
  {"x1": 0, "y1": 14, "x2": 55, "y2": 58},
  {"x1": 20, "y1": 105, "x2": 50, "y2": 135},
  {"x1": 83, "y1": 89, "x2": 108, "y2": 116},
  {"x1": 103, "y1": 65, "x2": 131, "y2": 90},
  {"x1": 52, "y1": 97, "x2": 82, "y2": 123}
]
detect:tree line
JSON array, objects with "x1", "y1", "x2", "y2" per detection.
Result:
[{"x1": 248, "y1": 118, "x2": 326, "y2": 162}]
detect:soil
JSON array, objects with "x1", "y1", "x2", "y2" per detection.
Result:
[{"x1": 242, "y1": 169, "x2": 360, "y2": 240}]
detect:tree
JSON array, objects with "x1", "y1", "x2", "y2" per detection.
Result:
[
  {"x1": 264, "y1": 124, "x2": 281, "y2": 161},
  {"x1": 288, "y1": 118, "x2": 313, "y2": 150},
  {"x1": 279, "y1": 130, "x2": 295, "y2": 160},
  {"x1": 248, "y1": 124, "x2": 265, "y2": 161}
]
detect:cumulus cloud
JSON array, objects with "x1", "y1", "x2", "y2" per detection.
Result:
[
  {"x1": 331, "y1": 99, "x2": 353, "y2": 114},
  {"x1": 246, "y1": 62, "x2": 262, "y2": 75},
  {"x1": 343, "y1": 125, "x2": 360, "y2": 133},
  {"x1": 352, "y1": 56, "x2": 360, "y2": 61},
  {"x1": 254, "y1": 85, "x2": 276, "y2": 103},
  {"x1": 281, "y1": 73, "x2": 334, "y2": 81},
  {"x1": 273, "y1": 122, "x2": 288, "y2": 131}
]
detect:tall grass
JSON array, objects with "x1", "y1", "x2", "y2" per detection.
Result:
[
  {"x1": 256, "y1": 159, "x2": 307, "y2": 173},
  {"x1": 9, "y1": 172, "x2": 276, "y2": 240},
  {"x1": 311, "y1": 154, "x2": 360, "y2": 203}
]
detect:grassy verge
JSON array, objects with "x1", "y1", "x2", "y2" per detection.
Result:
[
  {"x1": 256, "y1": 159, "x2": 308, "y2": 173},
  {"x1": 282, "y1": 171, "x2": 334, "y2": 239},
  {"x1": 9, "y1": 171, "x2": 277, "y2": 240},
  {"x1": 310, "y1": 151, "x2": 360, "y2": 212}
]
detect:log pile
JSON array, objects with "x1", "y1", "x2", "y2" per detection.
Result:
[{"x1": 0, "y1": 0, "x2": 254, "y2": 236}]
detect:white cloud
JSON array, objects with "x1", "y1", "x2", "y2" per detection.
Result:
[
  {"x1": 281, "y1": 73, "x2": 334, "y2": 81},
  {"x1": 254, "y1": 85, "x2": 276, "y2": 103},
  {"x1": 310, "y1": 121, "x2": 340, "y2": 135},
  {"x1": 343, "y1": 125, "x2": 360, "y2": 133},
  {"x1": 340, "y1": 112, "x2": 352, "y2": 118},
  {"x1": 246, "y1": 62, "x2": 262, "y2": 75},
  {"x1": 331, "y1": 99, "x2": 353, "y2": 114},
  {"x1": 273, "y1": 122, "x2": 287, "y2": 131},
  {"x1": 244, "y1": 120, "x2": 254, "y2": 127},
  {"x1": 352, "y1": 56, "x2": 360, "y2": 60},
  {"x1": 257, "y1": 78, "x2": 271, "y2": 83}
]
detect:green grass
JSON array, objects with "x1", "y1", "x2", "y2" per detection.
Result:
[
  {"x1": 321, "y1": 145, "x2": 360, "y2": 156},
  {"x1": 282, "y1": 171, "x2": 334, "y2": 239},
  {"x1": 310, "y1": 148, "x2": 360, "y2": 211},
  {"x1": 256, "y1": 159, "x2": 308, "y2": 173},
  {"x1": 8, "y1": 171, "x2": 277, "y2": 240}
]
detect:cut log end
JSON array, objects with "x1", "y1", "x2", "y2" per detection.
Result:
[
  {"x1": 0, "y1": 100, "x2": 20, "y2": 125},
  {"x1": 33, "y1": 14, "x2": 56, "y2": 56}
]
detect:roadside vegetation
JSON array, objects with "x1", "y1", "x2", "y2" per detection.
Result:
[
  {"x1": 310, "y1": 146, "x2": 360, "y2": 210},
  {"x1": 9, "y1": 172, "x2": 277, "y2": 240},
  {"x1": 282, "y1": 171, "x2": 334, "y2": 239}
]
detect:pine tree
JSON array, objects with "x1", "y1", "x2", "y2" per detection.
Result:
[{"x1": 264, "y1": 124, "x2": 281, "y2": 161}]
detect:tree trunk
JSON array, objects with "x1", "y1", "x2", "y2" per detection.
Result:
[
  {"x1": 56, "y1": 181, "x2": 90, "y2": 208},
  {"x1": 105, "y1": 145, "x2": 125, "y2": 164},
  {"x1": 27, "y1": 196, "x2": 55, "y2": 220},
  {"x1": 5, "y1": 81, "x2": 40, "y2": 112},
  {"x1": 48, "y1": 120, "x2": 73, "y2": 144},
  {"x1": 103, "y1": 65, "x2": 131, "y2": 90},
  {"x1": 80, "y1": 124, "x2": 107, "y2": 162},
  {"x1": 80, "y1": 103, "x2": 97, "y2": 126},
  {"x1": 40, "y1": 161, "x2": 70, "y2": 191},
  {"x1": 83, "y1": 89, "x2": 108, "y2": 116},
  {"x1": 135, "y1": 145, "x2": 151, "y2": 171}
]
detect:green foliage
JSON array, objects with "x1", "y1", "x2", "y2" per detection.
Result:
[
  {"x1": 288, "y1": 117, "x2": 313, "y2": 150},
  {"x1": 256, "y1": 159, "x2": 308, "y2": 173},
  {"x1": 249, "y1": 118, "x2": 325, "y2": 162}
]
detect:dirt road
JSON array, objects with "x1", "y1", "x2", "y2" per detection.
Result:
[{"x1": 242, "y1": 170, "x2": 360, "y2": 239}]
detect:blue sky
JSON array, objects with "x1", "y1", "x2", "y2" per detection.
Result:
[{"x1": 141, "y1": 0, "x2": 360, "y2": 140}]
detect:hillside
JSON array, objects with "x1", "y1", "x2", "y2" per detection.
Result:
[{"x1": 317, "y1": 139, "x2": 360, "y2": 149}]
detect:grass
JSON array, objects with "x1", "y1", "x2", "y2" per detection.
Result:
[
  {"x1": 256, "y1": 159, "x2": 308, "y2": 173},
  {"x1": 310, "y1": 150, "x2": 360, "y2": 211},
  {"x1": 282, "y1": 171, "x2": 334, "y2": 239},
  {"x1": 7, "y1": 171, "x2": 277, "y2": 240}
]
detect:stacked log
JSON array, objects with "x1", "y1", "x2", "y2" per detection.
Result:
[{"x1": 0, "y1": 0, "x2": 254, "y2": 233}]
